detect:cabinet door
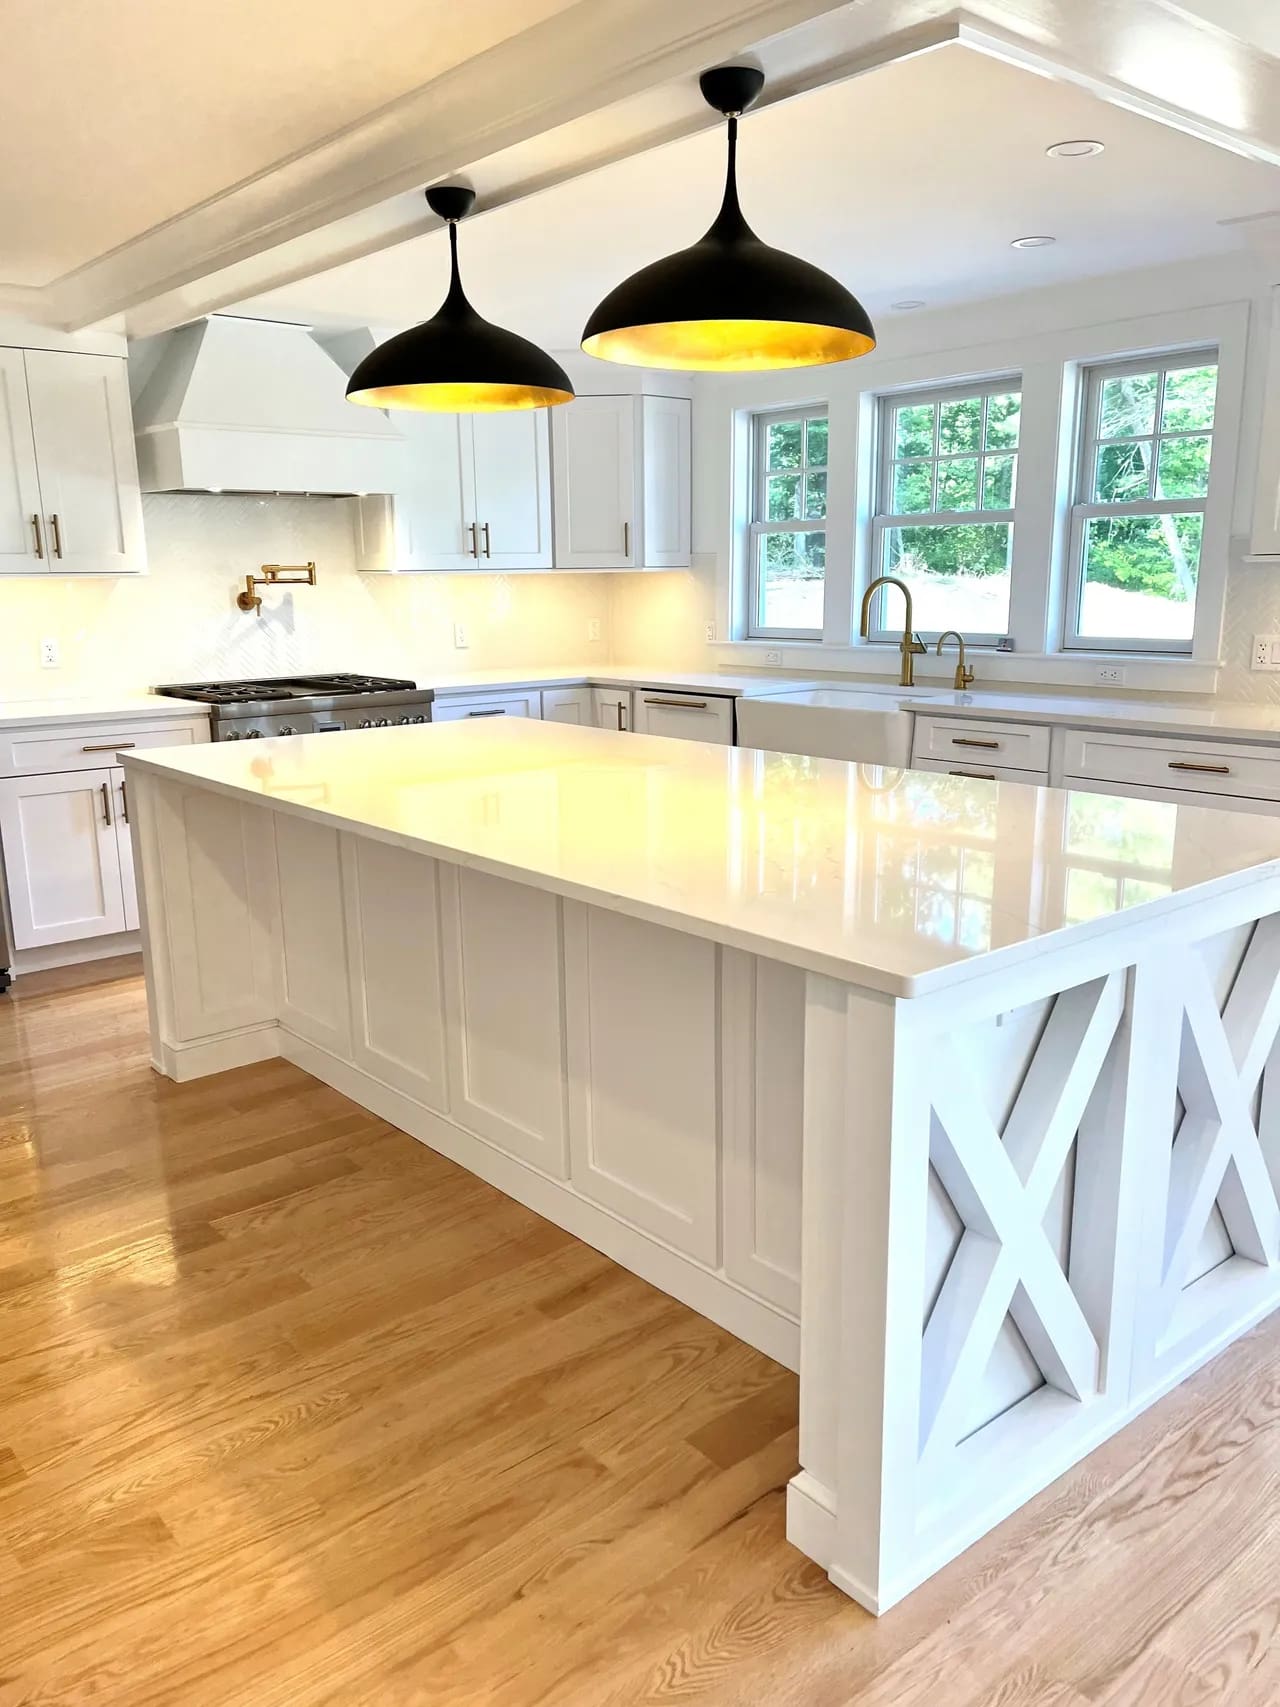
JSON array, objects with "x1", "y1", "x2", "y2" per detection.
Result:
[
  {"x1": 399, "y1": 413, "x2": 478, "y2": 570},
  {"x1": 640, "y1": 396, "x2": 692, "y2": 567},
  {"x1": 551, "y1": 395, "x2": 635, "y2": 569},
  {"x1": 0, "y1": 348, "x2": 45, "y2": 574},
  {"x1": 541, "y1": 687, "x2": 593, "y2": 724},
  {"x1": 0, "y1": 768, "x2": 128, "y2": 948},
  {"x1": 592, "y1": 688, "x2": 632, "y2": 732},
  {"x1": 115, "y1": 768, "x2": 140, "y2": 931},
  {"x1": 23, "y1": 351, "x2": 145, "y2": 574},
  {"x1": 470, "y1": 412, "x2": 552, "y2": 569},
  {"x1": 632, "y1": 692, "x2": 734, "y2": 745}
]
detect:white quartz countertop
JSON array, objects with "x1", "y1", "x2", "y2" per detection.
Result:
[
  {"x1": 123, "y1": 718, "x2": 1280, "y2": 998},
  {"x1": 0, "y1": 694, "x2": 210, "y2": 729}
]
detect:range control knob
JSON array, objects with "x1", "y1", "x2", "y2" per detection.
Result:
[
  {"x1": 359, "y1": 718, "x2": 372, "y2": 729},
  {"x1": 278, "y1": 725, "x2": 296, "y2": 736},
  {"x1": 245, "y1": 729, "x2": 263, "y2": 738}
]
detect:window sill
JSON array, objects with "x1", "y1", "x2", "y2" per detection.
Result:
[{"x1": 709, "y1": 640, "x2": 1221, "y2": 695}]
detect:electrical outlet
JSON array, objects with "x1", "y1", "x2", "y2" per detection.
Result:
[
  {"x1": 39, "y1": 637, "x2": 59, "y2": 669},
  {"x1": 1094, "y1": 664, "x2": 1125, "y2": 687},
  {"x1": 764, "y1": 649, "x2": 783, "y2": 666},
  {"x1": 587, "y1": 617, "x2": 602, "y2": 642},
  {"x1": 1253, "y1": 634, "x2": 1280, "y2": 672},
  {"x1": 452, "y1": 623, "x2": 469, "y2": 650},
  {"x1": 704, "y1": 621, "x2": 717, "y2": 643}
]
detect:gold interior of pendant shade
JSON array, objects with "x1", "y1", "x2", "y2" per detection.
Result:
[
  {"x1": 347, "y1": 380, "x2": 574, "y2": 411},
  {"x1": 582, "y1": 318, "x2": 876, "y2": 372}
]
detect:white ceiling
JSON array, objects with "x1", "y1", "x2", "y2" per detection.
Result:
[
  {"x1": 230, "y1": 43, "x2": 1280, "y2": 345},
  {"x1": 0, "y1": 0, "x2": 577, "y2": 286}
]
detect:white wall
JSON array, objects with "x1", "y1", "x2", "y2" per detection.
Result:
[
  {"x1": 609, "y1": 252, "x2": 1280, "y2": 701},
  {"x1": 0, "y1": 494, "x2": 614, "y2": 696}
]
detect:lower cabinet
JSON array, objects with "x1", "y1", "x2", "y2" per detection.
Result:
[
  {"x1": 592, "y1": 686, "x2": 633, "y2": 732},
  {"x1": 631, "y1": 690, "x2": 735, "y2": 744},
  {"x1": 911, "y1": 756, "x2": 1049, "y2": 784},
  {"x1": 0, "y1": 766, "x2": 135, "y2": 948},
  {"x1": 431, "y1": 690, "x2": 543, "y2": 723},
  {"x1": 541, "y1": 686, "x2": 594, "y2": 724}
]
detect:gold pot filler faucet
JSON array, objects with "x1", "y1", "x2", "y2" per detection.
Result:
[{"x1": 236, "y1": 562, "x2": 317, "y2": 613}]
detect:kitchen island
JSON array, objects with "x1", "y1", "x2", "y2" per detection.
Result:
[{"x1": 122, "y1": 719, "x2": 1280, "y2": 1613}]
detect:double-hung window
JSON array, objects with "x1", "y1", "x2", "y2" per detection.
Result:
[
  {"x1": 1064, "y1": 351, "x2": 1218, "y2": 652},
  {"x1": 869, "y1": 379, "x2": 1021, "y2": 644},
  {"x1": 748, "y1": 408, "x2": 828, "y2": 638}
]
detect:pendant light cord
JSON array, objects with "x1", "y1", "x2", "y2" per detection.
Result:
[{"x1": 708, "y1": 112, "x2": 748, "y2": 239}]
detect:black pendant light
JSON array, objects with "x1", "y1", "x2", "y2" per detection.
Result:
[
  {"x1": 347, "y1": 185, "x2": 574, "y2": 412},
  {"x1": 582, "y1": 67, "x2": 875, "y2": 372}
]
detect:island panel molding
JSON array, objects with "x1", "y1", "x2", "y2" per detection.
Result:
[{"x1": 122, "y1": 723, "x2": 1280, "y2": 1611}]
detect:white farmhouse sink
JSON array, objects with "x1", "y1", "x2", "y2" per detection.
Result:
[{"x1": 736, "y1": 687, "x2": 945, "y2": 767}]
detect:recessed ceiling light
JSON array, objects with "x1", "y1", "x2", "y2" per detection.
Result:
[
  {"x1": 1046, "y1": 139, "x2": 1105, "y2": 158},
  {"x1": 891, "y1": 299, "x2": 926, "y2": 311},
  {"x1": 1010, "y1": 235, "x2": 1056, "y2": 249}
]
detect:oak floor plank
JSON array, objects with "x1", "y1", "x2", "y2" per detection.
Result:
[{"x1": 2, "y1": 963, "x2": 1279, "y2": 1705}]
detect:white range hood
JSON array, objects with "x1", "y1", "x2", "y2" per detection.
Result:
[{"x1": 130, "y1": 316, "x2": 405, "y2": 495}]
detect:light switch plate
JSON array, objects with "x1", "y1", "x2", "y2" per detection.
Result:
[
  {"x1": 587, "y1": 618, "x2": 601, "y2": 642},
  {"x1": 1252, "y1": 634, "x2": 1280, "y2": 671},
  {"x1": 452, "y1": 623, "x2": 469, "y2": 650}
]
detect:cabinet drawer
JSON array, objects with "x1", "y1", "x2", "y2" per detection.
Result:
[
  {"x1": 1060, "y1": 728, "x2": 1280, "y2": 803},
  {"x1": 0, "y1": 717, "x2": 206, "y2": 778},
  {"x1": 912, "y1": 756, "x2": 1048, "y2": 785},
  {"x1": 632, "y1": 691, "x2": 734, "y2": 745},
  {"x1": 912, "y1": 715, "x2": 1050, "y2": 774},
  {"x1": 431, "y1": 691, "x2": 542, "y2": 723}
]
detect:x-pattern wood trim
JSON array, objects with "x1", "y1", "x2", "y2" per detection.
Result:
[
  {"x1": 917, "y1": 974, "x2": 1124, "y2": 1466},
  {"x1": 1160, "y1": 920, "x2": 1280, "y2": 1325}
]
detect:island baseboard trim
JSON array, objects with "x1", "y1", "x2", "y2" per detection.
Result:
[
  {"x1": 153, "y1": 1024, "x2": 281, "y2": 1082},
  {"x1": 278, "y1": 1028, "x2": 802, "y2": 1372}
]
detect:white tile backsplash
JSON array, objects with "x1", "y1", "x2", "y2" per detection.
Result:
[{"x1": 0, "y1": 493, "x2": 612, "y2": 695}]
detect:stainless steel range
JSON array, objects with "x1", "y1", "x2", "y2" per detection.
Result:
[{"x1": 154, "y1": 673, "x2": 434, "y2": 741}]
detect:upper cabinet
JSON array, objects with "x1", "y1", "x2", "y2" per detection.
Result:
[
  {"x1": 358, "y1": 410, "x2": 551, "y2": 572},
  {"x1": 551, "y1": 394, "x2": 691, "y2": 571},
  {"x1": 0, "y1": 348, "x2": 144, "y2": 576},
  {"x1": 1250, "y1": 284, "x2": 1280, "y2": 559}
]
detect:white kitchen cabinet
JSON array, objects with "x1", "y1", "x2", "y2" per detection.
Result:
[
  {"x1": 911, "y1": 756, "x2": 1048, "y2": 784},
  {"x1": 541, "y1": 686, "x2": 593, "y2": 724},
  {"x1": 0, "y1": 348, "x2": 144, "y2": 576},
  {"x1": 632, "y1": 690, "x2": 735, "y2": 745},
  {"x1": 551, "y1": 394, "x2": 691, "y2": 571},
  {"x1": 0, "y1": 767, "x2": 131, "y2": 948},
  {"x1": 912, "y1": 715, "x2": 1050, "y2": 775},
  {"x1": 357, "y1": 411, "x2": 551, "y2": 572},
  {"x1": 592, "y1": 686, "x2": 633, "y2": 732},
  {"x1": 0, "y1": 349, "x2": 44, "y2": 571},
  {"x1": 1059, "y1": 726, "x2": 1280, "y2": 805},
  {"x1": 1250, "y1": 283, "x2": 1280, "y2": 559},
  {"x1": 431, "y1": 690, "x2": 543, "y2": 723}
]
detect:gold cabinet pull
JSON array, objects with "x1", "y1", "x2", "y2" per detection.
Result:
[
  {"x1": 49, "y1": 513, "x2": 63, "y2": 558},
  {"x1": 30, "y1": 514, "x2": 43, "y2": 559},
  {"x1": 616, "y1": 700, "x2": 629, "y2": 731},
  {"x1": 644, "y1": 696, "x2": 708, "y2": 709},
  {"x1": 1168, "y1": 760, "x2": 1230, "y2": 775},
  {"x1": 81, "y1": 741, "x2": 136, "y2": 753},
  {"x1": 119, "y1": 779, "x2": 129, "y2": 823},
  {"x1": 622, "y1": 520, "x2": 631, "y2": 557},
  {"x1": 466, "y1": 708, "x2": 506, "y2": 717},
  {"x1": 948, "y1": 768, "x2": 996, "y2": 780},
  {"x1": 468, "y1": 522, "x2": 479, "y2": 558},
  {"x1": 951, "y1": 736, "x2": 1000, "y2": 749},
  {"x1": 482, "y1": 522, "x2": 492, "y2": 558},
  {"x1": 99, "y1": 781, "x2": 112, "y2": 826}
]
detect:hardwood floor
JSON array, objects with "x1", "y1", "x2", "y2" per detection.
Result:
[{"x1": 1, "y1": 961, "x2": 1279, "y2": 1704}]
